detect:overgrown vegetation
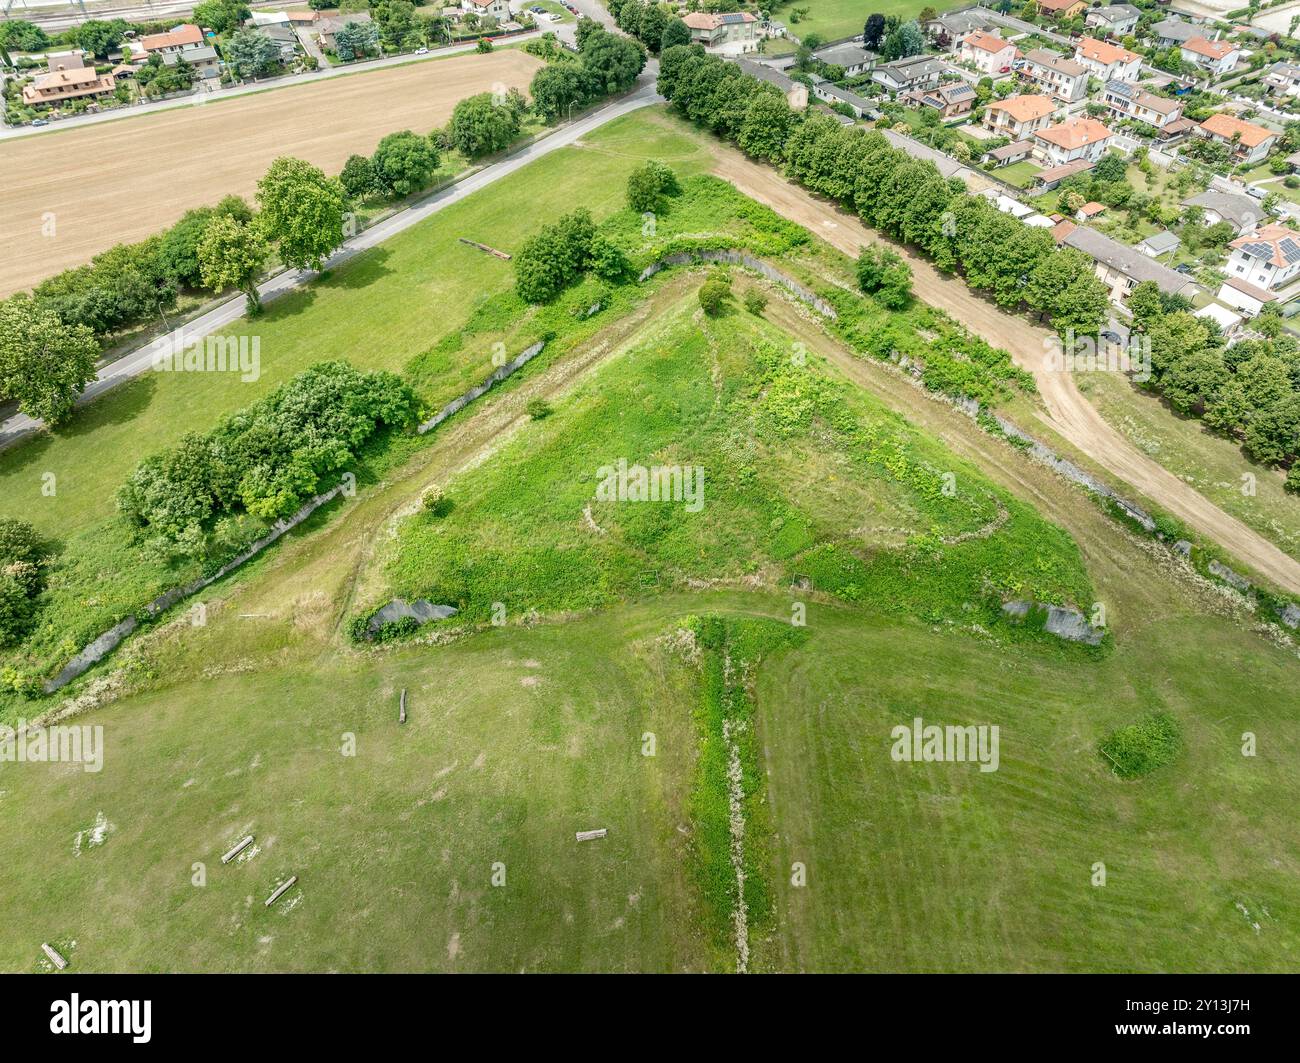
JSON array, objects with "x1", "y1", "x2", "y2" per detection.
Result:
[
  {"x1": 118, "y1": 362, "x2": 417, "y2": 562},
  {"x1": 1098, "y1": 711, "x2": 1182, "y2": 779},
  {"x1": 0, "y1": 520, "x2": 50, "y2": 649}
]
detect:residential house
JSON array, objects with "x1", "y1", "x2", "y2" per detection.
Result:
[
  {"x1": 1074, "y1": 38, "x2": 1141, "y2": 82},
  {"x1": 1197, "y1": 113, "x2": 1277, "y2": 165},
  {"x1": 904, "y1": 80, "x2": 976, "y2": 119},
  {"x1": 1218, "y1": 276, "x2": 1277, "y2": 317},
  {"x1": 318, "y1": 12, "x2": 374, "y2": 52},
  {"x1": 809, "y1": 75, "x2": 875, "y2": 118},
  {"x1": 21, "y1": 54, "x2": 116, "y2": 106},
  {"x1": 1031, "y1": 116, "x2": 1113, "y2": 167},
  {"x1": 1036, "y1": 0, "x2": 1087, "y2": 18},
  {"x1": 983, "y1": 94, "x2": 1057, "y2": 140},
  {"x1": 1225, "y1": 224, "x2": 1300, "y2": 290},
  {"x1": 812, "y1": 41, "x2": 876, "y2": 76},
  {"x1": 1182, "y1": 189, "x2": 1265, "y2": 234},
  {"x1": 256, "y1": 21, "x2": 301, "y2": 56},
  {"x1": 735, "y1": 58, "x2": 807, "y2": 110},
  {"x1": 139, "y1": 23, "x2": 205, "y2": 56},
  {"x1": 460, "y1": 0, "x2": 510, "y2": 21},
  {"x1": 872, "y1": 54, "x2": 949, "y2": 95},
  {"x1": 983, "y1": 139, "x2": 1035, "y2": 166},
  {"x1": 1058, "y1": 224, "x2": 1200, "y2": 303},
  {"x1": 1138, "y1": 230, "x2": 1180, "y2": 259},
  {"x1": 1085, "y1": 4, "x2": 1140, "y2": 37},
  {"x1": 1101, "y1": 80, "x2": 1183, "y2": 132},
  {"x1": 1151, "y1": 19, "x2": 1207, "y2": 49},
  {"x1": 681, "y1": 11, "x2": 758, "y2": 50},
  {"x1": 1019, "y1": 49, "x2": 1089, "y2": 103},
  {"x1": 162, "y1": 43, "x2": 221, "y2": 79},
  {"x1": 1180, "y1": 37, "x2": 1239, "y2": 78},
  {"x1": 1263, "y1": 62, "x2": 1300, "y2": 98},
  {"x1": 924, "y1": 8, "x2": 997, "y2": 49},
  {"x1": 1036, "y1": 158, "x2": 1096, "y2": 189},
  {"x1": 957, "y1": 31, "x2": 1016, "y2": 76}
]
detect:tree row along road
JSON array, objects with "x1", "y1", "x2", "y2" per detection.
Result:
[
  {"x1": 712, "y1": 146, "x2": 1300, "y2": 597},
  {"x1": 0, "y1": 82, "x2": 662, "y2": 447}
]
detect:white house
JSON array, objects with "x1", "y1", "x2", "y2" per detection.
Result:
[
  {"x1": 1085, "y1": 4, "x2": 1140, "y2": 37},
  {"x1": 1074, "y1": 37, "x2": 1141, "y2": 82},
  {"x1": 1019, "y1": 48, "x2": 1088, "y2": 103},
  {"x1": 1101, "y1": 80, "x2": 1183, "y2": 132},
  {"x1": 1218, "y1": 276, "x2": 1277, "y2": 318},
  {"x1": 461, "y1": 0, "x2": 510, "y2": 21},
  {"x1": 1263, "y1": 62, "x2": 1300, "y2": 98},
  {"x1": 681, "y1": 11, "x2": 758, "y2": 51},
  {"x1": 1225, "y1": 224, "x2": 1300, "y2": 291},
  {"x1": 957, "y1": 30, "x2": 1016, "y2": 76},
  {"x1": 872, "y1": 54, "x2": 949, "y2": 95},
  {"x1": 1180, "y1": 37, "x2": 1239, "y2": 78},
  {"x1": 1032, "y1": 116, "x2": 1113, "y2": 167}
]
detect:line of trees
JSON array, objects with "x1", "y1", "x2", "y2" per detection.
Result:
[
  {"x1": 1129, "y1": 283, "x2": 1300, "y2": 490},
  {"x1": 117, "y1": 361, "x2": 418, "y2": 561},
  {"x1": 657, "y1": 45, "x2": 1112, "y2": 338},
  {"x1": 608, "y1": 0, "x2": 690, "y2": 55}
]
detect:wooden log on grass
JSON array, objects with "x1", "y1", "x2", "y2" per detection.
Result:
[
  {"x1": 400, "y1": 688, "x2": 407, "y2": 725},
  {"x1": 42, "y1": 943, "x2": 68, "y2": 970},
  {"x1": 265, "y1": 876, "x2": 298, "y2": 907},
  {"x1": 576, "y1": 828, "x2": 607, "y2": 842},
  {"x1": 221, "y1": 835, "x2": 254, "y2": 865},
  {"x1": 458, "y1": 237, "x2": 512, "y2": 260}
]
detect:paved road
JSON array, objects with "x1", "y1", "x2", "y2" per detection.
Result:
[
  {"x1": 0, "y1": 76, "x2": 662, "y2": 451},
  {"x1": 0, "y1": 32, "x2": 544, "y2": 142}
]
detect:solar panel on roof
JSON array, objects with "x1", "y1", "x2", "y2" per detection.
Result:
[{"x1": 1281, "y1": 238, "x2": 1300, "y2": 264}]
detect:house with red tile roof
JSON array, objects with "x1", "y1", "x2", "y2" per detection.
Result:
[
  {"x1": 1031, "y1": 116, "x2": 1113, "y2": 167},
  {"x1": 1074, "y1": 37, "x2": 1141, "y2": 82},
  {"x1": 1181, "y1": 37, "x2": 1239, "y2": 77},
  {"x1": 957, "y1": 31, "x2": 1015, "y2": 75},
  {"x1": 983, "y1": 94, "x2": 1057, "y2": 139},
  {"x1": 1198, "y1": 113, "x2": 1278, "y2": 165}
]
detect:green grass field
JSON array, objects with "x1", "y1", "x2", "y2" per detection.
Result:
[
  {"x1": 768, "y1": 0, "x2": 969, "y2": 46},
  {"x1": 2, "y1": 107, "x2": 1299, "y2": 974}
]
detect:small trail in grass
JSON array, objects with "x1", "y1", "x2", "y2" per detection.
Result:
[{"x1": 721, "y1": 651, "x2": 750, "y2": 974}]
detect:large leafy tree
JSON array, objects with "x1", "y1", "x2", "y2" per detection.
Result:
[
  {"x1": 256, "y1": 157, "x2": 349, "y2": 272},
  {"x1": 71, "y1": 19, "x2": 130, "y2": 59},
  {"x1": 197, "y1": 214, "x2": 270, "y2": 313},
  {"x1": 192, "y1": 0, "x2": 251, "y2": 34},
  {"x1": 0, "y1": 296, "x2": 98, "y2": 426},
  {"x1": 580, "y1": 25, "x2": 646, "y2": 94},
  {"x1": 530, "y1": 63, "x2": 593, "y2": 122},
  {"x1": 449, "y1": 91, "x2": 525, "y2": 157},
  {"x1": 225, "y1": 27, "x2": 282, "y2": 79},
  {"x1": 334, "y1": 20, "x2": 380, "y2": 60},
  {"x1": 370, "y1": 130, "x2": 439, "y2": 197}
]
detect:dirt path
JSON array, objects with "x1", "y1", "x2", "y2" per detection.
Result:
[{"x1": 710, "y1": 147, "x2": 1300, "y2": 597}]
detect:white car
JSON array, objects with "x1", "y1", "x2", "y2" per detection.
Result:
[{"x1": 415, "y1": 47, "x2": 428, "y2": 54}]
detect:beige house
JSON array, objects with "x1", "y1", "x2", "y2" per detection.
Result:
[
  {"x1": 1101, "y1": 80, "x2": 1183, "y2": 132},
  {"x1": 22, "y1": 53, "x2": 116, "y2": 106},
  {"x1": 984, "y1": 94, "x2": 1057, "y2": 140},
  {"x1": 460, "y1": 0, "x2": 509, "y2": 21},
  {"x1": 139, "y1": 23, "x2": 205, "y2": 55}
]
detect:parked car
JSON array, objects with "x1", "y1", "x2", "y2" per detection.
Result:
[
  {"x1": 30, "y1": 118, "x2": 48, "y2": 126},
  {"x1": 1247, "y1": 186, "x2": 1267, "y2": 200},
  {"x1": 415, "y1": 47, "x2": 428, "y2": 54},
  {"x1": 1174, "y1": 264, "x2": 1194, "y2": 275},
  {"x1": 1100, "y1": 330, "x2": 1122, "y2": 345}
]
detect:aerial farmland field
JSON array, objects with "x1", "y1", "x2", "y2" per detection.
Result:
[{"x1": 0, "y1": 48, "x2": 542, "y2": 297}]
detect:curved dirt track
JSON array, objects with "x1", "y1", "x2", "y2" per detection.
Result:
[{"x1": 711, "y1": 146, "x2": 1300, "y2": 596}]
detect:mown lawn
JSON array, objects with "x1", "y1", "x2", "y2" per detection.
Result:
[
  {"x1": 768, "y1": 0, "x2": 969, "y2": 44},
  {"x1": 757, "y1": 605, "x2": 1300, "y2": 972}
]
